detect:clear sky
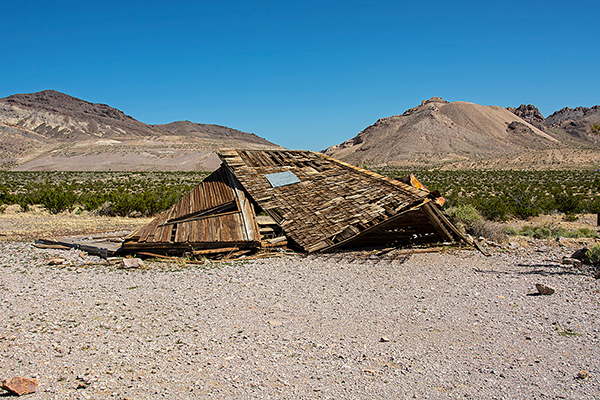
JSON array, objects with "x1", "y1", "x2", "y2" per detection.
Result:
[{"x1": 1, "y1": 0, "x2": 598, "y2": 150}]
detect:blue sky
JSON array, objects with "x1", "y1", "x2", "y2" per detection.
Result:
[{"x1": 1, "y1": 0, "x2": 598, "y2": 150}]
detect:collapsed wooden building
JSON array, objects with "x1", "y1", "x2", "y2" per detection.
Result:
[{"x1": 122, "y1": 149, "x2": 467, "y2": 257}]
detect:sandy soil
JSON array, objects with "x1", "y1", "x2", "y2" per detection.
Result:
[{"x1": 1, "y1": 212, "x2": 599, "y2": 399}]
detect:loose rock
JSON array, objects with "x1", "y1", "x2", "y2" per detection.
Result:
[
  {"x1": 47, "y1": 258, "x2": 65, "y2": 265},
  {"x1": 576, "y1": 370, "x2": 589, "y2": 380},
  {"x1": 536, "y1": 283, "x2": 555, "y2": 295},
  {"x1": 571, "y1": 248, "x2": 588, "y2": 261},
  {"x1": 119, "y1": 258, "x2": 144, "y2": 269},
  {"x1": 1, "y1": 376, "x2": 39, "y2": 396}
]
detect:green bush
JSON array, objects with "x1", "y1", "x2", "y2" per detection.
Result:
[
  {"x1": 505, "y1": 227, "x2": 519, "y2": 236},
  {"x1": 475, "y1": 196, "x2": 509, "y2": 221},
  {"x1": 554, "y1": 191, "x2": 582, "y2": 216},
  {"x1": 564, "y1": 228, "x2": 599, "y2": 238},
  {"x1": 533, "y1": 227, "x2": 552, "y2": 239},
  {"x1": 35, "y1": 183, "x2": 77, "y2": 214},
  {"x1": 508, "y1": 191, "x2": 540, "y2": 219},
  {"x1": 520, "y1": 226, "x2": 535, "y2": 237},
  {"x1": 447, "y1": 204, "x2": 482, "y2": 233},
  {"x1": 563, "y1": 213, "x2": 579, "y2": 222},
  {"x1": 589, "y1": 197, "x2": 600, "y2": 214},
  {"x1": 584, "y1": 245, "x2": 600, "y2": 266}
]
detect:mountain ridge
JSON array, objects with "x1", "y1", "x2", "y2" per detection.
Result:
[
  {"x1": 0, "y1": 90, "x2": 281, "y2": 171},
  {"x1": 324, "y1": 97, "x2": 600, "y2": 170}
]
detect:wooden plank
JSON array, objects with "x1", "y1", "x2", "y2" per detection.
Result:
[
  {"x1": 192, "y1": 247, "x2": 240, "y2": 255},
  {"x1": 136, "y1": 252, "x2": 207, "y2": 264},
  {"x1": 256, "y1": 214, "x2": 277, "y2": 224},
  {"x1": 420, "y1": 202, "x2": 454, "y2": 242}
]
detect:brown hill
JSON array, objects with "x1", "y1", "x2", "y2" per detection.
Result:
[
  {"x1": 0, "y1": 90, "x2": 281, "y2": 171},
  {"x1": 324, "y1": 97, "x2": 600, "y2": 170}
]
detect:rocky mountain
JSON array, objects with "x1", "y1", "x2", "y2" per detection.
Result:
[
  {"x1": 324, "y1": 97, "x2": 600, "y2": 170},
  {"x1": 506, "y1": 104, "x2": 547, "y2": 132},
  {"x1": 544, "y1": 105, "x2": 600, "y2": 143},
  {"x1": 0, "y1": 90, "x2": 281, "y2": 171},
  {"x1": 508, "y1": 103, "x2": 600, "y2": 143}
]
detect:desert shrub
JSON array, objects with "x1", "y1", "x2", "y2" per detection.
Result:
[
  {"x1": 447, "y1": 204, "x2": 482, "y2": 233},
  {"x1": 563, "y1": 213, "x2": 579, "y2": 222},
  {"x1": 34, "y1": 183, "x2": 78, "y2": 214},
  {"x1": 553, "y1": 190, "x2": 582, "y2": 217},
  {"x1": 584, "y1": 245, "x2": 600, "y2": 266},
  {"x1": 589, "y1": 197, "x2": 600, "y2": 214},
  {"x1": 472, "y1": 195, "x2": 510, "y2": 221},
  {"x1": 533, "y1": 227, "x2": 552, "y2": 239},
  {"x1": 507, "y1": 190, "x2": 540, "y2": 219},
  {"x1": 519, "y1": 226, "x2": 535, "y2": 237},
  {"x1": 0, "y1": 185, "x2": 15, "y2": 205},
  {"x1": 564, "y1": 228, "x2": 600, "y2": 239},
  {"x1": 78, "y1": 191, "x2": 108, "y2": 211},
  {"x1": 505, "y1": 226, "x2": 519, "y2": 236}
]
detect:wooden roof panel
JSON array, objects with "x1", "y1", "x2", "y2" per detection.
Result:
[{"x1": 218, "y1": 149, "x2": 432, "y2": 252}]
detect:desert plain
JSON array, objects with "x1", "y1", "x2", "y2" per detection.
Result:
[{"x1": 1, "y1": 208, "x2": 599, "y2": 399}]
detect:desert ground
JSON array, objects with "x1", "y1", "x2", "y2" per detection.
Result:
[{"x1": 1, "y1": 209, "x2": 599, "y2": 399}]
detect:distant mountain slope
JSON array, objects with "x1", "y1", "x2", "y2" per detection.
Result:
[
  {"x1": 153, "y1": 121, "x2": 271, "y2": 145},
  {"x1": 0, "y1": 90, "x2": 281, "y2": 171},
  {"x1": 323, "y1": 97, "x2": 590, "y2": 169},
  {"x1": 544, "y1": 105, "x2": 600, "y2": 144},
  {"x1": 508, "y1": 103, "x2": 600, "y2": 145}
]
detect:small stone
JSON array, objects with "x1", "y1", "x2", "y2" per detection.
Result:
[
  {"x1": 48, "y1": 258, "x2": 65, "y2": 265},
  {"x1": 267, "y1": 320, "x2": 282, "y2": 327},
  {"x1": 535, "y1": 283, "x2": 555, "y2": 295},
  {"x1": 1, "y1": 376, "x2": 39, "y2": 396},
  {"x1": 379, "y1": 337, "x2": 391, "y2": 342},
  {"x1": 571, "y1": 248, "x2": 588, "y2": 261},
  {"x1": 119, "y1": 258, "x2": 144, "y2": 269},
  {"x1": 576, "y1": 370, "x2": 589, "y2": 380}
]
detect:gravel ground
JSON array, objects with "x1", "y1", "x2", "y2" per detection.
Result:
[{"x1": 1, "y1": 239, "x2": 599, "y2": 399}]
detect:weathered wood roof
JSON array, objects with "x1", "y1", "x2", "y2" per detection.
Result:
[{"x1": 218, "y1": 149, "x2": 442, "y2": 252}]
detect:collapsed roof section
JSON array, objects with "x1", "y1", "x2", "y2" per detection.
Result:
[
  {"x1": 123, "y1": 149, "x2": 466, "y2": 256},
  {"x1": 123, "y1": 166, "x2": 261, "y2": 255}
]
